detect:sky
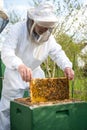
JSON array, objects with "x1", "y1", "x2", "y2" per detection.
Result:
[
  {"x1": 3, "y1": 0, "x2": 34, "y2": 18},
  {"x1": 4, "y1": 0, "x2": 44, "y2": 9},
  {"x1": 3, "y1": 0, "x2": 87, "y2": 18},
  {"x1": 4, "y1": 0, "x2": 33, "y2": 7},
  {"x1": 3, "y1": 0, "x2": 87, "y2": 8}
]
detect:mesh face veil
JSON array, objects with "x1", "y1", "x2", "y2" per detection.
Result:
[{"x1": 29, "y1": 21, "x2": 53, "y2": 44}]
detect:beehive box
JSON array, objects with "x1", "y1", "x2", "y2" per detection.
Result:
[
  {"x1": 10, "y1": 98, "x2": 87, "y2": 130},
  {"x1": 10, "y1": 77, "x2": 87, "y2": 130},
  {"x1": 30, "y1": 77, "x2": 69, "y2": 103}
]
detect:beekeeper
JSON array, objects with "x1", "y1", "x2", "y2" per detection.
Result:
[{"x1": 0, "y1": 1, "x2": 74, "y2": 130}]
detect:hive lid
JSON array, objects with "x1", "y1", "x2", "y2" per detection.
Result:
[{"x1": 30, "y1": 77, "x2": 69, "y2": 103}]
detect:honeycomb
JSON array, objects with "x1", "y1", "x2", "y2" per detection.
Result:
[{"x1": 30, "y1": 77, "x2": 69, "y2": 103}]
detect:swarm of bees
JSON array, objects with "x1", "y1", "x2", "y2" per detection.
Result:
[{"x1": 30, "y1": 77, "x2": 69, "y2": 103}]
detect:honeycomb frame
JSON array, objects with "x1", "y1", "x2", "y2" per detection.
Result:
[{"x1": 30, "y1": 77, "x2": 69, "y2": 103}]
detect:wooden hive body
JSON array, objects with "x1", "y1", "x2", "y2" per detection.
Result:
[{"x1": 30, "y1": 77, "x2": 69, "y2": 103}]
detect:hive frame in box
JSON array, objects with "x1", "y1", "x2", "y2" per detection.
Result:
[{"x1": 30, "y1": 77, "x2": 69, "y2": 103}]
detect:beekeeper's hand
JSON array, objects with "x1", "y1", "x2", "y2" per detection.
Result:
[
  {"x1": 64, "y1": 67, "x2": 74, "y2": 80},
  {"x1": 18, "y1": 64, "x2": 32, "y2": 82}
]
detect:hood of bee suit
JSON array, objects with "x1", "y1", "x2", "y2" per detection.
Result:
[
  {"x1": 27, "y1": 1, "x2": 58, "y2": 44},
  {"x1": 27, "y1": 1, "x2": 58, "y2": 28}
]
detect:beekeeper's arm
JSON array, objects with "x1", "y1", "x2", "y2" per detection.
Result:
[
  {"x1": 1, "y1": 24, "x2": 32, "y2": 82},
  {"x1": 48, "y1": 35, "x2": 74, "y2": 80}
]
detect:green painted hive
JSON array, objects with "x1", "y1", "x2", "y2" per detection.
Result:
[{"x1": 10, "y1": 98, "x2": 87, "y2": 130}]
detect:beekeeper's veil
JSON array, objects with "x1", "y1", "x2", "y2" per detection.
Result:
[{"x1": 27, "y1": 1, "x2": 58, "y2": 44}]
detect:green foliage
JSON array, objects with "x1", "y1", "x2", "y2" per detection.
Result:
[
  {"x1": 82, "y1": 63, "x2": 87, "y2": 77},
  {"x1": 41, "y1": 57, "x2": 64, "y2": 78},
  {"x1": 70, "y1": 77, "x2": 87, "y2": 101},
  {"x1": 56, "y1": 33, "x2": 80, "y2": 59}
]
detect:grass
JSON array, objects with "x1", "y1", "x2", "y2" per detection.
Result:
[{"x1": 69, "y1": 77, "x2": 87, "y2": 101}]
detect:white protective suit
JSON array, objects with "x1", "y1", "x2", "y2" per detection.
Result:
[{"x1": 0, "y1": 21, "x2": 72, "y2": 130}]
